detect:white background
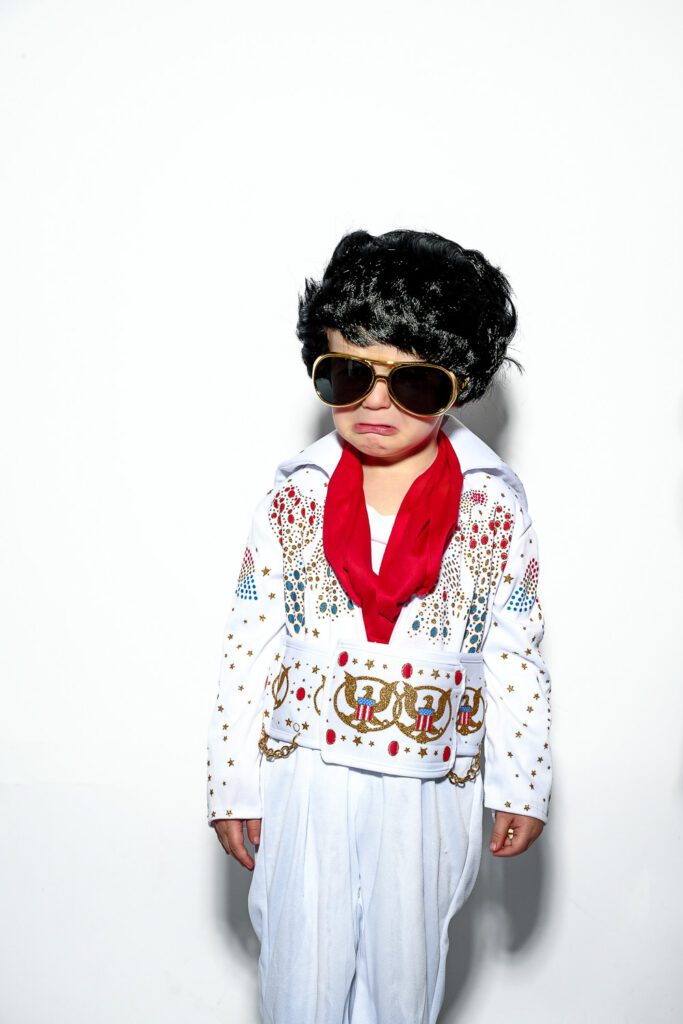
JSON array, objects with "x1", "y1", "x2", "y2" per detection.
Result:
[{"x1": 1, "y1": 1, "x2": 682, "y2": 1021}]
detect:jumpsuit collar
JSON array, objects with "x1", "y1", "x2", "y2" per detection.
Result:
[{"x1": 272, "y1": 414, "x2": 507, "y2": 485}]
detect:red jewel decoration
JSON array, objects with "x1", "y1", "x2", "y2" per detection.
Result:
[
  {"x1": 296, "y1": 686, "x2": 306, "y2": 701},
  {"x1": 388, "y1": 740, "x2": 399, "y2": 756},
  {"x1": 455, "y1": 670, "x2": 463, "y2": 684},
  {"x1": 402, "y1": 662, "x2": 413, "y2": 679},
  {"x1": 338, "y1": 651, "x2": 349, "y2": 667},
  {"x1": 443, "y1": 746, "x2": 451, "y2": 761},
  {"x1": 326, "y1": 729, "x2": 336, "y2": 744}
]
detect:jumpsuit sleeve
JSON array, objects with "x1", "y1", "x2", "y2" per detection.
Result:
[
  {"x1": 206, "y1": 486, "x2": 286, "y2": 826},
  {"x1": 480, "y1": 487, "x2": 553, "y2": 824}
]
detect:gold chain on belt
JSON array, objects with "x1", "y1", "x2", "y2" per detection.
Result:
[
  {"x1": 446, "y1": 748, "x2": 481, "y2": 786},
  {"x1": 258, "y1": 723, "x2": 300, "y2": 760}
]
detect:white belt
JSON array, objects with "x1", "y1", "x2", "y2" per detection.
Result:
[{"x1": 263, "y1": 635, "x2": 485, "y2": 780}]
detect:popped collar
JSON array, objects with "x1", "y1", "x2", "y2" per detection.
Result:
[{"x1": 272, "y1": 414, "x2": 532, "y2": 532}]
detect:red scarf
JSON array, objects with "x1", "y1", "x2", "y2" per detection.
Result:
[{"x1": 323, "y1": 429, "x2": 463, "y2": 644}]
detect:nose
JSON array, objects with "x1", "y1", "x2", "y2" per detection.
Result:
[{"x1": 362, "y1": 373, "x2": 392, "y2": 410}]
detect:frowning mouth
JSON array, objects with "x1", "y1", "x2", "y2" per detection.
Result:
[{"x1": 354, "y1": 423, "x2": 398, "y2": 435}]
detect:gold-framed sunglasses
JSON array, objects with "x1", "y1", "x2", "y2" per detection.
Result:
[{"x1": 311, "y1": 352, "x2": 467, "y2": 418}]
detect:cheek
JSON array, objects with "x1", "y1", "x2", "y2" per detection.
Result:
[
  {"x1": 402, "y1": 415, "x2": 440, "y2": 443},
  {"x1": 331, "y1": 409, "x2": 353, "y2": 431}
]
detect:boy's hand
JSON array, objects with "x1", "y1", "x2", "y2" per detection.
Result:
[
  {"x1": 489, "y1": 811, "x2": 544, "y2": 857},
  {"x1": 212, "y1": 818, "x2": 262, "y2": 871}
]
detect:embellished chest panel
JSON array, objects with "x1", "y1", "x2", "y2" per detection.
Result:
[
  {"x1": 404, "y1": 484, "x2": 515, "y2": 653},
  {"x1": 268, "y1": 481, "x2": 355, "y2": 637},
  {"x1": 266, "y1": 474, "x2": 514, "y2": 655}
]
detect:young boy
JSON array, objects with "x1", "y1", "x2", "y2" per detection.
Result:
[{"x1": 207, "y1": 229, "x2": 552, "y2": 1024}]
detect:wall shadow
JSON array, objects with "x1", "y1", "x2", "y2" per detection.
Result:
[
  {"x1": 212, "y1": 844, "x2": 261, "y2": 1023},
  {"x1": 442, "y1": 380, "x2": 551, "y2": 1019}
]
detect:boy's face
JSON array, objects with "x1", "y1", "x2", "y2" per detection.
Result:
[{"x1": 324, "y1": 328, "x2": 455, "y2": 464}]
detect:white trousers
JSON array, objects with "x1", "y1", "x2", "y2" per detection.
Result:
[{"x1": 247, "y1": 746, "x2": 484, "y2": 1024}]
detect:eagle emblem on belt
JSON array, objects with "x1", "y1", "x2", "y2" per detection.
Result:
[{"x1": 332, "y1": 671, "x2": 454, "y2": 743}]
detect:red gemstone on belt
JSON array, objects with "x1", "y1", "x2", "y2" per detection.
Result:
[
  {"x1": 402, "y1": 662, "x2": 413, "y2": 678},
  {"x1": 443, "y1": 746, "x2": 451, "y2": 761},
  {"x1": 455, "y1": 670, "x2": 463, "y2": 684},
  {"x1": 296, "y1": 686, "x2": 305, "y2": 701},
  {"x1": 338, "y1": 651, "x2": 349, "y2": 667},
  {"x1": 388, "y1": 740, "x2": 399, "y2": 756},
  {"x1": 326, "y1": 729, "x2": 336, "y2": 744}
]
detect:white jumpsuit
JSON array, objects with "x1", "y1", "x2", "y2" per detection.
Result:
[
  {"x1": 207, "y1": 417, "x2": 553, "y2": 1023},
  {"x1": 246, "y1": 505, "x2": 484, "y2": 1024}
]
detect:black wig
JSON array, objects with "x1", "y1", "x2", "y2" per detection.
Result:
[{"x1": 296, "y1": 229, "x2": 522, "y2": 405}]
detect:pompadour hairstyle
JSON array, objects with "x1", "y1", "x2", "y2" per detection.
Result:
[{"x1": 296, "y1": 228, "x2": 522, "y2": 405}]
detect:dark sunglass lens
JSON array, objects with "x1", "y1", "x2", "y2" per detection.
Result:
[
  {"x1": 391, "y1": 364, "x2": 453, "y2": 415},
  {"x1": 314, "y1": 357, "x2": 374, "y2": 406}
]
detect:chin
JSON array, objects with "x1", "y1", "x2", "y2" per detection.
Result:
[{"x1": 353, "y1": 433, "x2": 399, "y2": 451}]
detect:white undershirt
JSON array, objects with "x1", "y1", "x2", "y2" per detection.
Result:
[{"x1": 366, "y1": 502, "x2": 397, "y2": 574}]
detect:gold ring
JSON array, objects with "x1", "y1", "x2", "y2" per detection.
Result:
[{"x1": 506, "y1": 827, "x2": 514, "y2": 839}]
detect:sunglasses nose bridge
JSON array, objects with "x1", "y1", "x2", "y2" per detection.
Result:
[{"x1": 365, "y1": 368, "x2": 392, "y2": 401}]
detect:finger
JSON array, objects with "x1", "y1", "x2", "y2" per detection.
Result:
[
  {"x1": 491, "y1": 827, "x2": 525, "y2": 857},
  {"x1": 212, "y1": 821, "x2": 234, "y2": 857},
  {"x1": 493, "y1": 819, "x2": 538, "y2": 857},
  {"x1": 245, "y1": 818, "x2": 262, "y2": 850},
  {"x1": 489, "y1": 812, "x2": 514, "y2": 853},
  {"x1": 211, "y1": 821, "x2": 227, "y2": 849},
  {"x1": 213, "y1": 820, "x2": 249, "y2": 865},
  {"x1": 227, "y1": 822, "x2": 255, "y2": 871}
]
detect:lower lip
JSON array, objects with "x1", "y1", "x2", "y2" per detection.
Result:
[{"x1": 354, "y1": 424, "x2": 397, "y2": 435}]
